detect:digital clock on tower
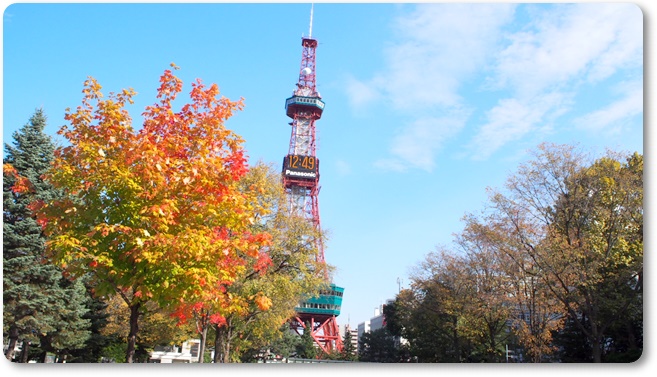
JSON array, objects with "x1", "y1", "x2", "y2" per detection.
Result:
[{"x1": 283, "y1": 154, "x2": 319, "y2": 180}]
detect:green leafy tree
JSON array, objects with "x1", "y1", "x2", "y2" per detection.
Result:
[
  {"x1": 402, "y1": 245, "x2": 514, "y2": 362},
  {"x1": 357, "y1": 328, "x2": 399, "y2": 363},
  {"x1": 239, "y1": 325, "x2": 300, "y2": 362},
  {"x1": 382, "y1": 298, "x2": 404, "y2": 338},
  {"x1": 269, "y1": 327, "x2": 301, "y2": 360},
  {"x1": 403, "y1": 249, "x2": 474, "y2": 362},
  {"x1": 101, "y1": 339, "x2": 127, "y2": 363},
  {"x1": 3, "y1": 109, "x2": 90, "y2": 362}
]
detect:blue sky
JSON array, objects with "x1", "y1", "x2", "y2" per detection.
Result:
[{"x1": 2, "y1": 1, "x2": 646, "y2": 333}]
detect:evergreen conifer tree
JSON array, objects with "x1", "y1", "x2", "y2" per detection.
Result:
[
  {"x1": 295, "y1": 323, "x2": 317, "y2": 359},
  {"x1": 341, "y1": 328, "x2": 357, "y2": 361},
  {"x1": 3, "y1": 109, "x2": 90, "y2": 362},
  {"x1": 67, "y1": 275, "x2": 111, "y2": 363},
  {"x1": 35, "y1": 275, "x2": 94, "y2": 362}
]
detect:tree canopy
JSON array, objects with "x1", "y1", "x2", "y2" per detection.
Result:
[
  {"x1": 31, "y1": 66, "x2": 271, "y2": 362},
  {"x1": 389, "y1": 143, "x2": 642, "y2": 363}
]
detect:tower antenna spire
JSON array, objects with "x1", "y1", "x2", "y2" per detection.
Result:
[{"x1": 309, "y1": 3, "x2": 314, "y2": 38}]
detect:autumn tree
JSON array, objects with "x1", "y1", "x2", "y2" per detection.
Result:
[
  {"x1": 454, "y1": 229, "x2": 521, "y2": 362},
  {"x1": 402, "y1": 245, "x2": 511, "y2": 362},
  {"x1": 399, "y1": 244, "x2": 517, "y2": 362},
  {"x1": 404, "y1": 248, "x2": 479, "y2": 362},
  {"x1": 3, "y1": 109, "x2": 90, "y2": 362},
  {"x1": 33, "y1": 66, "x2": 270, "y2": 363},
  {"x1": 209, "y1": 162, "x2": 327, "y2": 363},
  {"x1": 396, "y1": 143, "x2": 641, "y2": 363},
  {"x1": 169, "y1": 161, "x2": 278, "y2": 363},
  {"x1": 485, "y1": 143, "x2": 643, "y2": 362},
  {"x1": 461, "y1": 213, "x2": 565, "y2": 362}
]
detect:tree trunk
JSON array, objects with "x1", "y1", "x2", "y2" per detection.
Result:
[
  {"x1": 222, "y1": 321, "x2": 234, "y2": 363},
  {"x1": 452, "y1": 317, "x2": 460, "y2": 362},
  {"x1": 19, "y1": 340, "x2": 30, "y2": 363},
  {"x1": 198, "y1": 325, "x2": 208, "y2": 363},
  {"x1": 592, "y1": 337, "x2": 602, "y2": 363},
  {"x1": 588, "y1": 311, "x2": 603, "y2": 363},
  {"x1": 626, "y1": 321, "x2": 638, "y2": 350},
  {"x1": 222, "y1": 335, "x2": 231, "y2": 364},
  {"x1": 126, "y1": 302, "x2": 141, "y2": 363},
  {"x1": 213, "y1": 324, "x2": 223, "y2": 363},
  {"x1": 213, "y1": 322, "x2": 233, "y2": 363},
  {"x1": 4, "y1": 326, "x2": 18, "y2": 360}
]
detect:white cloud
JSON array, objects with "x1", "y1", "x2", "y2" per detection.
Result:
[
  {"x1": 469, "y1": 99, "x2": 537, "y2": 160},
  {"x1": 470, "y1": 3, "x2": 643, "y2": 158},
  {"x1": 574, "y1": 80, "x2": 643, "y2": 133},
  {"x1": 345, "y1": 75, "x2": 381, "y2": 110},
  {"x1": 379, "y1": 114, "x2": 467, "y2": 172},
  {"x1": 373, "y1": 158, "x2": 408, "y2": 173},
  {"x1": 391, "y1": 4, "x2": 515, "y2": 110},
  {"x1": 584, "y1": 5, "x2": 643, "y2": 83},
  {"x1": 491, "y1": 3, "x2": 643, "y2": 96},
  {"x1": 346, "y1": 3, "x2": 516, "y2": 111},
  {"x1": 348, "y1": 3, "x2": 643, "y2": 168},
  {"x1": 469, "y1": 92, "x2": 571, "y2": 160},
  {"x1": 347, "y1": 3, "x2": 515, "y2": 172}
]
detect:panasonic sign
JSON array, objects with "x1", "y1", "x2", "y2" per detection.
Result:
[{"x1": 285, "y1": 169, "x2": 317, "y2": 179}]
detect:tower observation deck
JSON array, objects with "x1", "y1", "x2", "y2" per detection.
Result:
[{"x1": 282, "y1": 6, "x2": 344, "y2": 354}]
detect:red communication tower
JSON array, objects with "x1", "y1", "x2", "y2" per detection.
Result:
[{"x1": 282, "y1": 6, "x2": 344, "y2": 354}]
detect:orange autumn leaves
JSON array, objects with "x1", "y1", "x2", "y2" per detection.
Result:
[
  {"x1": 3, "y1": 164, "x2": 33, "y2": 194},
  {"x1": 33, "y1": 66, "x2": 275, "y2": 326}
]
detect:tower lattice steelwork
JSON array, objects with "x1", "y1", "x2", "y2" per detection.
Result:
[{"x1": 282, "y1": 6, "x2": 344, "y2": 354}]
